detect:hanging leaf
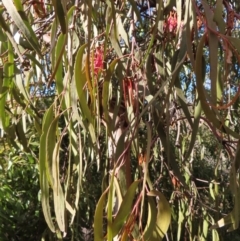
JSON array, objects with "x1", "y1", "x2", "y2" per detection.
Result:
[
  {"x1": 94, "y1": 187, "x2": 109, "y2": 241},
  {"x1": 195, "y1": 34, "x2": 239, "y2": 139},
  {"x1": 211, "y1": 139, "x2": 240, "y2": 231},
  {"x1": 51, "y1": 0, "x2": 66, "y2": 34},
  {"x1": 142, "y1": 197, "x2": 158, "y2": 240},
  {"x1": 74, "y1": 43, "x2": 92, "y2": 123},
  {"x1": 147, "y1": 190, "x2": 171, "y2": 240},
  {"x1": 39, "y1": 105, "x2": 55, "y2": 232},
  {"x1": 2, "y1": 0, "x2": 41, "y2": 55},
  {"x1": 111, "y1": 180, "x2": 142, "y2": 237},
  {"x1": 52, "y1": 136, "x2": 66, "y2": 233}
]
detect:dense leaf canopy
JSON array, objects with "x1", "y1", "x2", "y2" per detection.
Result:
[{"x1": 1, "y1": 0, "x2": 240, "y2": 240}]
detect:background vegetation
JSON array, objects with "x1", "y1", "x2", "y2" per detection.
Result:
[{"x1": 1, "y1": 0, "x2": 240, "y2": 240}]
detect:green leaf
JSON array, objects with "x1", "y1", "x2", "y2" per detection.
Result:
[
  {"x1": 48, "y1": 30, "x2": 67, "y2": 88},
  {"x1": 55, "y1": 34, "x2": 64, "y2": 95},
  {"x1": 46, "y1": 112, "x2": 61, "y2": 188},
  {"x1": 102, "y1": 58, "x2": 119, "y2": 131},
  {"x1": 142, "y1": 197, "x2": 158, "y2": 240},
  {"x1": 195, "y1": 34, "x2": 239, "y2": 139},
  {"x1": 142, "y1": 0, "x2": 163, "y2": 69},
  {"x1": 147, "y1": 190, "x2": 171, "y2": 240},
  {"x1": 16, "y1": 120, "x2": 29, "y2": 152},
  {"x1": 172, "y1": 50, "x2": 193, "y2": 128},
  {"x1": 110, "y1": 0, "x2": 117, "y2": 41},
  {"x1": 107, "y1": 166, "x2": 115, "y2": 241},
  {"x1": 116, "y1": 14, "x2": 129, "y2": 48},
  {"x1": 94, "y1": 187, "x2": 109, "y2": 241},
  {"x1": 74, "y1": 44, "x2": 100, "y2": 168},
  {"x1": 213, "y1": 0, "x2": 226, "y2": 34},
  {"x1": 113, "y1": 176, "x2": 123, "y2": 211},
  {"x1": 0, "y1": 41, "x2": 14, "y2": 132},
  {"x1": 111, "y1": 180, "x2": 142, "y2": 237},
  {"x1": 52, "y1": 136, "x2": 66, "y2": 232},
  {"x1": 115, "y1": 131, "x2": 127, "y2": 167},
  {"x1": 0, "y1": 14, "x2": 23, "y2": 62},
  {"x1": 74, "y1": 44, "x2": 100, "y2": 169},
  {"x1": 109, "y1": 20, "x2": 123, "y2": 60},
  {"x1": 52, "y1": 0, "x2": 66, "y2": 34},
  {"x1": 50, "y1": 17, "x2": 58, "y2": 69},
  {"x1": 184, "y1": 94, "x2": 201, "y2": 160},
  {"x1": 182, "y1": 0, "x2": 195, "y2": 68},
  {"x1": 39, "y1": 105, "x2": 55, "y2": 232},
  {"x1": 202, "y1": 0, "x2": 218, "y2": 104},
  {"x1": 153, "y1": 111, "x2": 187, "y2": 188},
  {"x1": 202, "y1": 210, "x2": 209, "y2": 239},
  {"x1": 140, "y1": 122, "x2": 152, "y2": 224},
  {"x1": 2, "y1": 0, "x2": 41, "y2": 55},
  {"x1": 74, "y1": 43, "x2": 92, "y2": 123},
  {"x1": 211, "y1": 139, "x2": 240, "y2": 231}
]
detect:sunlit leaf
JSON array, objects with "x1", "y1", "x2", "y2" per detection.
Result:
[
  {"x1": 195, "y1": 34, "x2": 239, "y2": 139},
  {"x1": 39, "y1": 105, "x2": 55, "y2": 232},
  {"x1": 94, "y1": 187, "x2": 109, "y2": 241},
  {"x1": 2, "y1": 0, "x2": 41, "y2": 55},
  {"x1": 142, "y1": 197, "x2": 158, "y2": 240},
  {"x1": 147, "y1": 190, "x2": 171, "y2": 240},
  {"x1": 51, "y1": 0, "x2": 66, "y2": 34},
  {"x1": 111, "y1": 180, "x2": 142, "y2": 237}
]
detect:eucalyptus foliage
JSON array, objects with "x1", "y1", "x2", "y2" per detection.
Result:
[{"x1": 1, "y1": 0, "x2": 240, "y2": 240}]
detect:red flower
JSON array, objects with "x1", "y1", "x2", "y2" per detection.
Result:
[
  {"x1": 94, "y1": 47, "x2": 103, "y2": 74},
  {"x1": 167, "y1": 13, "x2": 177, "y2": 32},
  {"x1": 164, "y1": 11, "x2": 177, "y2": 33}
]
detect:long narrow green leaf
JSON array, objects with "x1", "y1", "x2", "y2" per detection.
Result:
[
  {"x1": 16, "y1": 120, "x2": 29, "y2": 152},
  {"x1": 52, "y1": 135, "x2": 66, "y2": 232},
  {"x1": 74, "y1": 44, "x2": 92, "y2": 123},
  {"x1": 45, "y1": 116, "x2": 59, "y2": 188},
  {"x1": 110, "y1": 0, "x2": 117, "y2": 41},
  {"x1": 213, "y1": 0, "x2": 226, "y2": 34},
  {"x1": 52, "y1": 0, "x2": 66, "y2": 34},
  {"x1": 0, "y1": 9, "x2": 24, "y2": 61},
  {"x1": 2, "y1": 0, "x2": 41, "y2": 55},
  {"x1": 140, "y1": 122, "x2": 152, "y2": 225},
  {"x1": 0, "y1": 40, "x2": 14, "y2": 132},
  {"x1": 74, "y1": 44, "x2": 100, "y2": 168},
  {"x1": 142, "y1": 197, "x2": 158, "y2": 240},
  {"x1": 141, "y1": 0, "x2": 163, "y2": 68},
  {"x1": 202, "y1": 0, "x2": 218, "y2": 104},
  {"x1": 111, "y1": 180, "x2": 142, "y2": 237},
  {"x1": 147, "y1": 190, "x2": 171, "y2": 240},
  {"x1": 108, "y1": 12, "x2": 123, "y2": 60},
  {"x1": 153, "y1": 111, "x2": 188, "y2": 188},
  {"x1": 39, "y1": 105, "x2": 55, "y2": 232},
  {"x1": 94, "y1": 187, "x2": 109, "y2": 241},
  {"x1": 184, "y1": 94, "x2": 202, "y2": 160},
  {"x1": 184, "y1": 0, "x2": 195, "y2": 69},
  {"x1": 172, "y1": 50, "x2": 193, "y2": 128},
  {"x1": 107, "y1": 168, "x2": 115, "y2": 241},
  {"x1": 73, "y1": 125, "x2": 83, "y2": 220},
  {"x1": 116, "y1": 14, "x2": 129, "y2": 48},
  {"x1": 102, "y1": 59, "x2": 119, "y2": 131},
  {"x1": 195, "y1": 34, "x2": 239, "y2": 139},
  {"x1": 211, "y1": 139, "x2": 240, "y2": 231},
  {"x1": 50, "y1": 17, "x2": 57, "y2": 68},
  {"x1": 55, "y1": 34, "x2": 64, "y2": 95}
]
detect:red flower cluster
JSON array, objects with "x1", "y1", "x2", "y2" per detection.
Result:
[
  {"x1": 93, "y1": 47, "x2": 103, "y2": 75},
  {"x1": 164, "y1": 11, "x2": 177, "y2": 33}
]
